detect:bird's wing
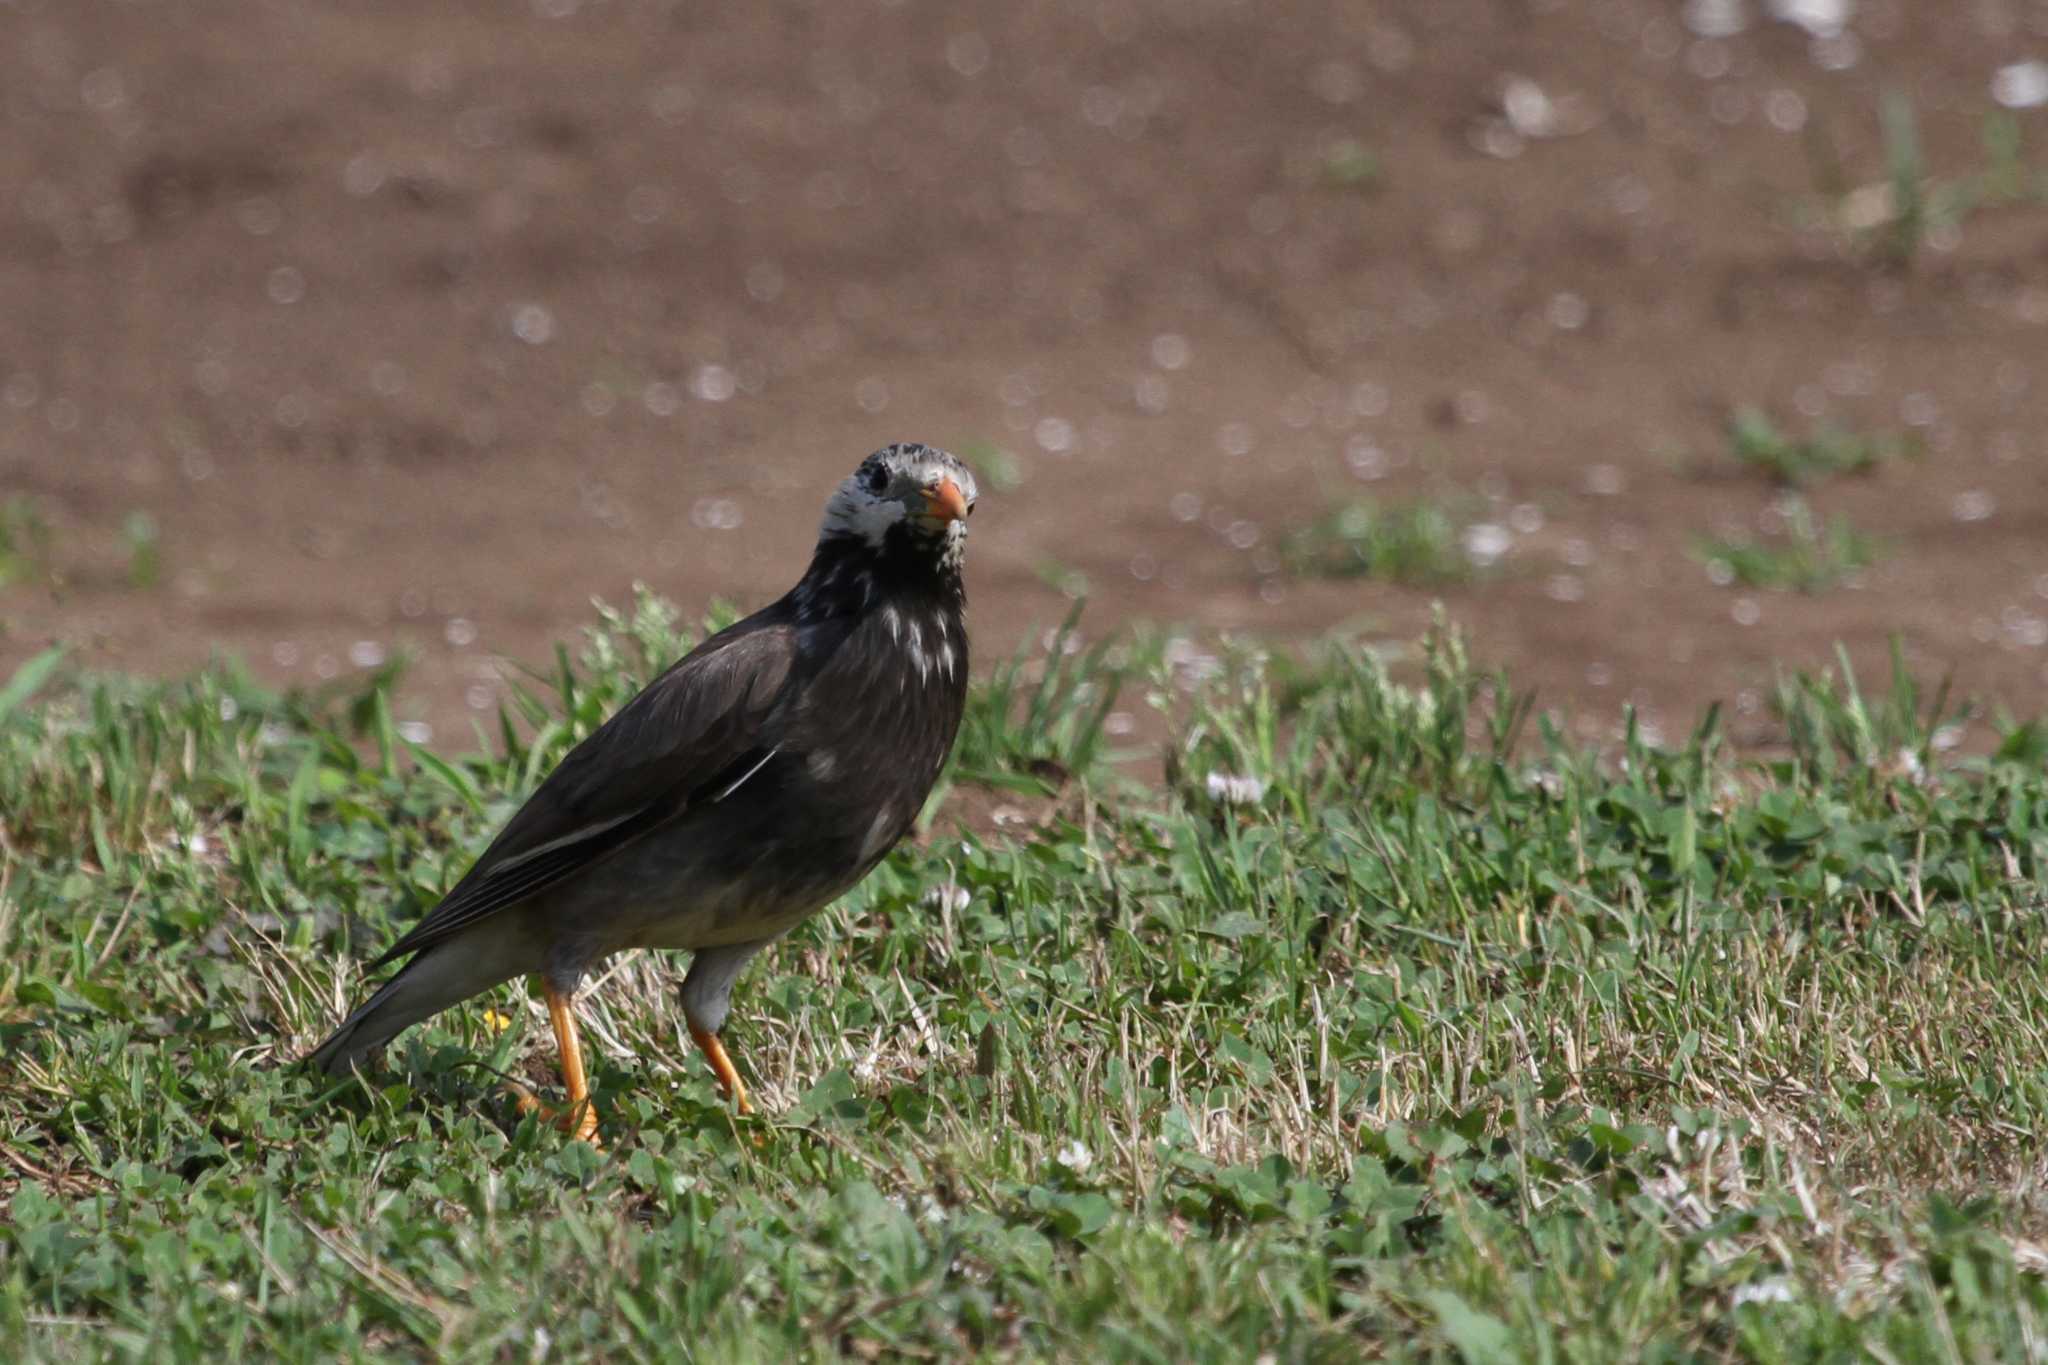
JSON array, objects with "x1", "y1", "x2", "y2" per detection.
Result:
[{"x1": 369, "y1": 616, "x2": 799, "y2": 966}]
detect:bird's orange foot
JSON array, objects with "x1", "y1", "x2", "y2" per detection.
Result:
[
  {"x1": 498, "y1": 980, "x2": 604, "y2": 1145},
  {"x1": 504, "y1": 1080, "x2": 603, "y2": 1146}
]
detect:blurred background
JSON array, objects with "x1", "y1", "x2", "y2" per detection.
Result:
[{"x1": 2, "y1": 0, "x2": 2046, "y2": 749}]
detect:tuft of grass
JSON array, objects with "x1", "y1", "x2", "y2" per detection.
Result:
[
  {"x1": 1978, "y1": 108, "x2": 2040, "y2": 207},
  {"x1": 1879, "y1": 88, "x2": 1935, "y2": 267},
  {"x1": 1322, "y1": 139, "x2": 1381, "y2": 190},
  {"x1": 1771, "y1": 640, "x2": 1965, "y2": 785},
  {"x1": 956, "y1": 439, "x2": 1025, "y2": 494},
  {"x1": 1031, "y1": 558, "x2": 1091, "y2": 600},
  {"x1": 122, "y1": 512, "x2": 161, "y2": 589},
  {"x1": 945, "y1": 602, "x2": 1125, "y2": 799},
  {"x1": 1282, "y1": 500, "x2": 1474, "y2": 584},
  {"x1": 1164, "y1": 618, "x2": 1527, "y2": 826},
  {"x1": 1820, "y1": 92, "x2": 2048, "y2": 266},
  {"x1": 1727, "y1": 407, "x2": 1914, "y2": 487},
  {"x1": 0, "y1": 497, "x2": 50, "y2": 587},
  {"x1": 5, "y1": 599, "x2": 2048, "y2": 1358},
  {"x1": 1695, "y1": 498, "x2": 1880, "y2": 592}
]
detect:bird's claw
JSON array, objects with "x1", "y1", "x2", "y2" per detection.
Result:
[{"x1": 503, "y1": 1080, "x2": 603, "y2": 1147}]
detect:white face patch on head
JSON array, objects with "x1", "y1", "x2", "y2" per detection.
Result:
[
  {"x1": 818, "y1": 486, "x2": 906, "y2": 549},
  {"x1": 817, "y1": 443, "x2": 979, "y2": 553}
]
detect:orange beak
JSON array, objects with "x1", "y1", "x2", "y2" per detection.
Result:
[{"x1": 922, "y1": 478, "x2": 969, "y2": 523}]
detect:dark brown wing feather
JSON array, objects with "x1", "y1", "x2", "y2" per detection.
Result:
[{"x1": 370, "y1": 612, "x2": 798, "y2": 965}]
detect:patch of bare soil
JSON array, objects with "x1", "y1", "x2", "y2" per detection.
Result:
[{"x1": 3, "y1": 2, "x2": 2046, "y2": 752}]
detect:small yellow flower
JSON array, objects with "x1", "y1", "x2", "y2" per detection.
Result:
[{"x1": 481, "y1": 1008, "x2": 513, "y2": 1034}]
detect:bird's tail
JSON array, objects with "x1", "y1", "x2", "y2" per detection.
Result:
[{"x1": 305, "y1": 936, "x2": 525, "y2": 1075}]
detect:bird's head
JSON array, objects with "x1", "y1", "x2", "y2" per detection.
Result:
[{"x1": 818, "y1": 442, "x2": 978, "y2": 572}]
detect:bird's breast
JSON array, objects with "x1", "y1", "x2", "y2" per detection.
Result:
[{"x1": 586, "y1": 590, "x2": 968, "y2": 954}]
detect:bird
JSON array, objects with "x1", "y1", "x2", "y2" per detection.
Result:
[{"x1": 307, "y1": 442, "x2": 977, "y2": 1143}]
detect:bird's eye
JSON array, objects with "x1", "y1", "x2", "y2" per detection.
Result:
[
  {"x1": 965, "y1": 501, "x2": 975, "y2": 517},
  {"x1": 864, "y1": 465, "x2": 890, "y2": 494}
]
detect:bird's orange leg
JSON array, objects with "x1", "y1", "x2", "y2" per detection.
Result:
[
  {"x1": 689, "y1": 1023, "x2": 755, "y2": 1115},
  {"x1": 509, "y1": 982, "x2": 602, "y2": 1145}
]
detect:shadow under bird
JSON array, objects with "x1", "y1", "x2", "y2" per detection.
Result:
[{"x1": 307, "y1": 443, "x2": 978, "y2": 1142}]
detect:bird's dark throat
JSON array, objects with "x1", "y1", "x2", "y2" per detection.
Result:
[{"x1": 790, "y1": 528, "x2": 966, "y2": 629}]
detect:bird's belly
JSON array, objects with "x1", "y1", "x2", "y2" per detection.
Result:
[
  {"x1": 541, "y1": 797, "x2": 884, "y2": 955},
  {"x1": 524, "y1": 667, "x2": 950, "y2": 961}
]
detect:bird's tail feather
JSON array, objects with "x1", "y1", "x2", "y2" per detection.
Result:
[{"x1": 305, "y1": 936, "x2": 526, "y2": 1074}]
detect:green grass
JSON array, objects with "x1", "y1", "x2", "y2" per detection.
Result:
[
  {"x1": 1726, "y1": 409, "x2": 1913, "y2": 489},
  {"x1": 1321, "y1": 140, "x2": 1382, "y2": 191},
  {"x1": 1878, "y1": 88, "x2": 1936, "y2": 268},
  {"x1": 1282, "y1": 500, "x2": 1474, "y2": 584},
  {"x1": 1806, "y1": 91, "x2": 2048, "y2": 267},
  {"x1": 5, "y1": 599, "x2": 2048, "y2": 1359},
  {"x1": 0, "y1": 499, "x2": 165, "y2": 593},
  {"x1": 1695, "y1": 499, "x2": 1881, "y2": 593},
  {"x1": 955, "y1": 441, "x2": 1026, "y2": 496},
  {"x1": 945, "y1": 604, "x2": 1126, "y2": 800},
  {"x1": 120, "y1": 514, "x2": 161, "y2": 591},
  {"x1": 1870, "y1": 91, "x2": 2048, "y2": 267},
  {"x1": 0, "y1": 497, "x2": 50, "y2": 588}
]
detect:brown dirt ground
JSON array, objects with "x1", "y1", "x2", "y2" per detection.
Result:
[{"x1": 3, "y1": 1, "x2": 2047, "y2": 754}]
